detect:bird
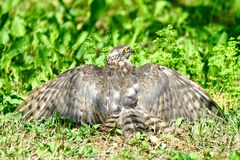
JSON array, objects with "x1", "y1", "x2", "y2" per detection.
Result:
[{"x1": 16, "y1": 45, "x2": 223, "y2": 137}]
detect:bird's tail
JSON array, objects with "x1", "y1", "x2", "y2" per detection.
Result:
[
  {"x1": 100, "y1": 114, "x2": 119, "y2": 132},
  {"x1": 101, "y1": 108, "x2": 173, "y2": 137},
  {"x1": 119, "y1": 108, "x2": 146, "y2": 137}
]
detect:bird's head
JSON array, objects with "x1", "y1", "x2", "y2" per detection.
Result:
[{"x1": 107, "y1": 45, "x2": 135, "y2": 62}]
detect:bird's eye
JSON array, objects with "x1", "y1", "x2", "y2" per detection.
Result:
[{"x1": 124, "y1": 47, "x2": 129, "y2": 53}]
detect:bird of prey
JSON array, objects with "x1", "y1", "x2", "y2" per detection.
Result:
[{"x1": 16, "y1": 45, "x2": 222, "y2": 137}]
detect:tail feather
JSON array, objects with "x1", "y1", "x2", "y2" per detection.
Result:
[
  {"x1": 144, "y1": 113, "x2": 168, "y2": 133},
  {"x1": 119, "y1": 108, "x2": 146, "y2": 137},
  {"x1": 100, "y1": 114, "x2": 119, "y2": 132}
]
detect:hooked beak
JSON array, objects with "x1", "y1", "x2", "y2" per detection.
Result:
[
  {"x1": 125, "y1": 48, "x2": 135, "y2": 59},
  {"x1": 129, "y1": 48, "x2": 135, "y2": 54}
]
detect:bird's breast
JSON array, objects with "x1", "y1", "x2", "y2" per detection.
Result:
[{"x1": 105, "y1": 64, "x2": 139, "y2": 113}]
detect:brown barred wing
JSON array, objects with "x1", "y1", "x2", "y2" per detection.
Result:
[
  {"x1": 135, "y1": 63, "x2": 222, "y2": 121},
  {"x1": 16, "y1": 65, "x2": 109, "y2": 125}
]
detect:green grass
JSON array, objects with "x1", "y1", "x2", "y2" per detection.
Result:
[
  {"x1": 0, "y1": 0, "x2": 240, "y2": 159},
  {"x1": 0, "y1": 112, "x2": 239, "y2": 159}
]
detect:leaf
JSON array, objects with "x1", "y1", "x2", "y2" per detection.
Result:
[
  {"x1": 229, "y1": 151, "x2": 240, "y2": 160},
  {"x1": 11, "y1": 16, "x2": 26, "y2": 37},
  {"x1": 0, "y1": 12, "x2": 9, "y2": 29},
  {"x1": 95, "y1": 54, "x2": 106, "y2": 67},
  {"x1": 92, "y1": 124, "x2": 101, "y2": 130},
  {"x1": 218, "y1": 32, "x2": 228, "y2": 45},
  {"x1": 89, "y1": 0, "x2": 106, "y2": 26},
  {"x1": 0, "y1": 53, "x2": 11, "y2": 72},
  {"x1": 175, "y1": 117, "x2": 184, "y2": 127},
  {"x1": 48, "y1": 141, "x2": 57, "y2": 153},
  {"x1": 0, "y1": 29, "x2": 9, "y2": 45}
]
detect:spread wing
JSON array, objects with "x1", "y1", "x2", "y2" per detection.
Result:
[
  {"x1": 16, "y1": 65, "x2": 108, "y2": 124},
  {"x1": 135, "y1": 63, "x2": 222, "y2": 121}
]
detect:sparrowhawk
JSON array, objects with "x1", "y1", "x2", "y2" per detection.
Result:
[{"x1": 16, "y1": 45, "x2": 222, "y2": 137}]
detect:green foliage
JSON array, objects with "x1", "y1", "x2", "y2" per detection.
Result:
[
  {"x1": 0, "y1": 0, "x2": 239, "y2": 94},
  {"x1": 171, "y1": 152, "x2": 199, "y2": 160},
  {"x1": 229, "y1": 151, "x2": 240, "y2": 160},
  {"x1": 0, "y1": 0, "x2": 239, "y2": 159},
  {"x1": 208, "y1": 37, "x2": 240, "y2": 92}
]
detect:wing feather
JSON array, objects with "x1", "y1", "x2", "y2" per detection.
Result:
[
  {"x1": 16, "y1": 65, "x2": 108, "y2": 124},
  {"x1": 135, "y1": 63, "x2": 222, "y2": 121}
]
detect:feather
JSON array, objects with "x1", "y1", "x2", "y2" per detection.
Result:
[
  {"x1": 16, "y1": 65, "x2": 109, "y2": 124},
  {"x1": 16, "y1": 46, "x2": 223, "y2": 137},
  {"x1": 135, "y1": 63, "x2": 223, "y2": 121},
  {"x1": 119, "y1": 108, "x2": 146, "y2": 137}
]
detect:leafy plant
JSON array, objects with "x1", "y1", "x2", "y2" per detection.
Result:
[{"x1": 0, "y1": 0, "x2": 239, "y2": 159}]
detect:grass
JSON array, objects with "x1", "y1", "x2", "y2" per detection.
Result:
[
  {"x1": 0, "y1": 110, "x2": 239, "y2": 159},
  {"x1": 0, "y1": 0, "x2": 240, "y2": 159}
]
